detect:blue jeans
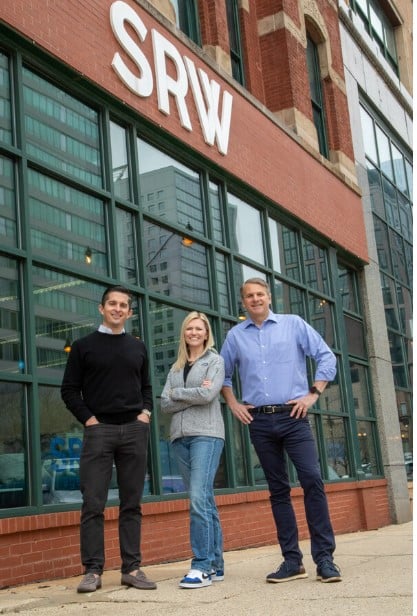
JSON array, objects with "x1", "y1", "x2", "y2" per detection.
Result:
[
  {"x1": 249, "y1": 412, "x2": 336, "y2": 565},
  {"x1": 79, "y1": 421, "x2": 149, "y2": 574},
  {"x1": 172, "y1": 436, "x2": 224, "y2": 574}
]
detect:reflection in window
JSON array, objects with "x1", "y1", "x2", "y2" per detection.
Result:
[
  {"x1": 0, "y1": 256, "x2": 22, "y2": 374},
  {"x1": 170, "y1": 0, "x2": 200, "y2": 44},
  {"x1": 338, "y1": 264, "x2": 359, "y2": 313},
  {"x1": 366, "y1": 160, "x2": 384, "y2": 217},
  {"x1": 356, "y1": 420, "x2": 378, "y2": 476},
  {"x1": 226, "y1": 0, "x2": 245, "y2": 85},
  {"x1": 116, "y1": 208, "x2": 137, "y2": 284},
  {"x1": 23, "y1": 68, "x2": 102, "y2": 187},
  {"x1": 28, "y1": 169, "x2": 107, "y2": 274},
  {"x1": 138, "y1": 139, "x2": 204, "y2": 234},
  {"x1": 215, "y1": 253, "x2": 230, "y2": 313},
  {"x1": 388, "y1": 331, "x2": 407, "y2": 388},
  {"x1": 269, "y1": 219, "x2": 301, "y2": 281},
  {"x1": 32, "y1": 268, "x2": 105, "y2": 377},
  {"x1": 144, "y1": 221, "x2": 210, "y2": 308},
  {"x1": 323, "y1": 416, "x2": 351, "y2": 479},
  {"x1": 110, "y1": 121, "x2": 130, "y2": 200},
  {"x1": 360, "y1": 107, "x2": 377, "y2": 163},
  {"x1": 0, "y1": 156, "x2": 16, "y2": 247},
  {"x1": 228, "y1": 193, "x2": 265, "y2": 265},
  {"x1": 273, "y1": 280, "x2": 305, "y2": 318},
  {"x1": 343, "y1": 315, "x2": 366, "y2": 357},
  {"x1": 0, "y1": 382, "x2": 26, "y2": 509},
  {"x1": 209, "y1": 181, "x2": 224, "y2": 243},
  {"x1": 308, "y1": 295, "x2": 334, "y2": 347},
  {"x1": 321, "y1": 366, "x2": 341, "y2": 413},
  {"x1": 373, "y1": 216, "x2": 391, "y2": 273},
  {"x1": 302, "y1": 238, "x2": 330, "y2": 294},
  {"x1": 306, "y1": 35, "x2": 328, "y2": 158},
  {"x1": 0, "y1": 52, "x2": 12, "y2": 145},
  {"x1": 349, "y1": 362, "x2": 371, "y2": 417}
]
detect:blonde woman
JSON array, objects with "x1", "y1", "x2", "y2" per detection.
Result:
[{"x1": 161, "y1": 312, "x2": 225, "y2": 589}]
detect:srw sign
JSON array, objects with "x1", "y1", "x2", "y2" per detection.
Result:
[{"x1": 110, "y1": 1, "x2": 233, "y2": 155}]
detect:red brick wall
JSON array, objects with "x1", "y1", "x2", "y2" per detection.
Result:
[
  {"x1": 0, "y1": 480, "x2": 391, "y2": 588},
  {"x1": 0, "y1": 0, "x2": 368, "y2": 262},
  {"x1": 239, "y1": 1, "x2": 266, "y2": 103}
]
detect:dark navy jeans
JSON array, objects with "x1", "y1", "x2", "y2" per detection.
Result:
[
  {"x1": 79, "y1": 420, "x2": 149, "y2": 575},
  {"x1": 249, "y1": 411, "x2": 335, "y2": 565}
]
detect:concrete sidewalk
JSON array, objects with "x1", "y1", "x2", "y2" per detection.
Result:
[{"x1": 0, "y1": 521, "x2": 412, "y2": 616}]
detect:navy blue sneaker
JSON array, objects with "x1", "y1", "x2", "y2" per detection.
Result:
[
  {"x1": 210, "y1": 568, "x2": 224, "y2": 582},
  {"x1": 266, "y1": 561, "x2": 308, "y2": 583},
  {"x1": 316, "y1": 560, "x2": 342, "y2": 582}
]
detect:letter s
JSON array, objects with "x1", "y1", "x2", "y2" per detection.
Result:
[{"x1": 110, "y1": 1, "x2": 153, "y2": 97}]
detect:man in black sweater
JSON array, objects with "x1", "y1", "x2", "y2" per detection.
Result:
[{"x1": 61, "y1": 285, "x2": 156, "y2": 593}]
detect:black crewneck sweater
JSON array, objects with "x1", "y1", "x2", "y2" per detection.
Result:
[{"x1": 61, "y1": 331, "x2": 153, "y2": 425}]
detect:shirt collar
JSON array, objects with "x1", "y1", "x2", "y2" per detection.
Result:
[
  {"x1": 98, "y1": 324, "x2": 125, "y2": 335},
  {"x1": 243, "y1": 310, "x2": 278, "y2": 328}
]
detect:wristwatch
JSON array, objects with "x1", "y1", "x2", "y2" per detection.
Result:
[
  {"x1": 309, "y1": 386, "x2": 322, "y2": 396},
  {"x1": 141, "y1": 409, "x2": 152, "y2": 418}
]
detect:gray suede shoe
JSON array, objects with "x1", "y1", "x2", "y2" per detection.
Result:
[
  {"x1": 121, "y1": 569, "x2": 157, "y2": 590},
  {"x1": 77, "y1": 572, "x2": 102, "y2": 593}
]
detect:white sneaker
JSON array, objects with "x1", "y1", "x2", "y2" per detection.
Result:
[{"x1": 179, "y1": 569, "x2": 212, "y2": 589}]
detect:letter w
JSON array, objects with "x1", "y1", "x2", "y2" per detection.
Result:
[{"x1": 184, "y1": 58, "x2": 233, "y2": 156}]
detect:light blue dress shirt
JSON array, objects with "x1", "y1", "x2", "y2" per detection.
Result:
[{"x1": 220, "y1": 311, "x2": 336, "y2": 407}]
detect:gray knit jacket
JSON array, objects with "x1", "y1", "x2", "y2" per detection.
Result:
[{"x1": 160, "y1": 349, "x2": 225, "y2": 442}]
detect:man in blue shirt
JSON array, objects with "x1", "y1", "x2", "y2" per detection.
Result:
[{"x1": 221, "y1": 278, "x2": 342, "y2": 583}]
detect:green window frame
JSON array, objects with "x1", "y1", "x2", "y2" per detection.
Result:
[
  {"x1": 306, "y1": 36, "x2": 329, "y2": 159},
  {"x1": 226, "y1": 0, "x2": 245, "y2": 86},
  {"x1": 351, "y1": 0, "x2": 398, "y2": 74}
]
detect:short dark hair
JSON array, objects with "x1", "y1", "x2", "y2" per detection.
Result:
[{"x1": 101, "y1": 285, "x2": 133, "y2": 308}]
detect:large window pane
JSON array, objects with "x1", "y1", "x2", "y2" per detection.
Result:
[
  {"x1": 209, "y1": 181, "x2": 224, "y2": 243},
  {"x1": 23, "y1": 68, "x2": 102, "y2": 187},
  {"x1": 344, "y1": 315, "x2": 366, "y2": 357},
  {"x1": 215, "y1": 252, "x2": 230, "y2": 313},
  {"x1": 323, "y1": 416, "x2": 351, "y2": 479},
  {"x1": 0, "y1": 156, "x2": 17, "y2": 247},
  {"x1": 269, "y1": 219, "x2": 301, "y2": 281},
  {"x1": 338, "y1": 264, "x2": 359, "y2": 313},
  {"x1": 382, "y1": 177, "x2": 400, "y2": 230},
  {"x1": 375, "y1": 125, "x2": 393, "y2": 180},
  {"x1": 302, "y1": 238, "x2": 330, "y2": 295},
  {"x1": 398, "y1": 193, "x2": 412, "y2": 242},
  {"x1": 228, "y1": 194, "x2": 265, "y2": 265},
  {"x1": 144, "y1": 221, "x2": 210, "y2": 308},
  {"x1": 350, "y1": 362, "x2": 372, "y2": 417},
  {"x1": 321, "y1": 364, "x2": 341, "y2": 413},
  {"x1": 116, "y1": 208, "x2": 137, "y2": 284},
  {"x1": 0, "y1": 256, "x2": 22, "y2": 374},
  {"x1": 273, "y1": 280, "x2": 306, "y2": 318},
  {"x1": 0, "y1": 52, "x2": 12, "y2": 145},
  {"x1": 389, "y1": 229, "x2": 408, "y2": 285},
  {"x1": 357, "y1": 421, "x2": 378, "y2": 476},
  {"x1": 0, "y1": 383, "x2": 27, "y2": 508},
  {"x1": 366, "y1": 160, "x2": 385, "y2": 217},
  {"x1": 373, "y1": 215, "x2": 392, "y2": 273},
  {"x1": 309, "y1": 295, "x2": 335, "y2": 347},
  {"x1": 150, "y1": 300, "x2": 188, "y2": 494},
  {"x1": 388, "y1": 331, "x2": 408, "y2": 388},
  {"x1": 380, "y1": 272, "x2": 399, "y2": 329},
  {"x1": 28, "y1": 170, "x2": 108, "y2": 274},
  {"x1": 138, "y1": 139, "x2": 204, "y2": 234},
  {"x1": 32, "y1": 268, "x2": 105, "y2": 377},
  {"x1": 360, "y1": 107, "x2": 378, "y2": 163},
  {"x1": 110, "y1": 121, "x2": 130, "y2": 200}
]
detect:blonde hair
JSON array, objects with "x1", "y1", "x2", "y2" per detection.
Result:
[{"x1": 172, "y1": 311, "x2": 215, "y2": 370}]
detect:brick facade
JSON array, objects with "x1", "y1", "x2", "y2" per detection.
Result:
[{"x1": 0, "y1": 481, "x2": 391, "y2": 588}]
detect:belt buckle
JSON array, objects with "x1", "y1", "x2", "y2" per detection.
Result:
[{"x1": 264, "y1": 406, "x2": 275, "y2": 414}]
